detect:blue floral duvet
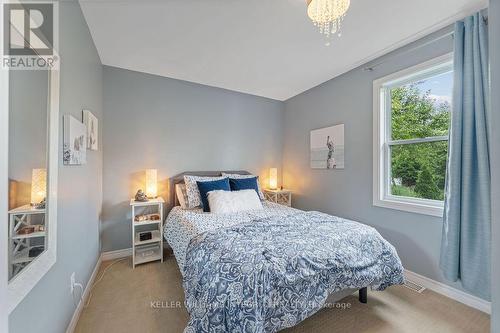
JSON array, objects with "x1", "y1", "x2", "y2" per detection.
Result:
[{"x1": 179, "y1": 210, "x2": 404, "y2": 333}]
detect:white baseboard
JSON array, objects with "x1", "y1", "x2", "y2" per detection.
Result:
[
  {"x1": 101, "y1": 248, "x2": 132, "y2": 261},
  {"x1": 65, "y1": 255, "x2": 102, "y2": 333},
  {"x1": 404, "y1": 269, "x2": 491, "y2": 314}
]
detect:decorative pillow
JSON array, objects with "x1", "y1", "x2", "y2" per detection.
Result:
[
  {"x1": 175, "y1": 184, "x2": 189, "y2": 209},
  {"x1": 228, "y1": 177, "x2": 262, "y2": 197},
  {"x1": 208, "y1": 189, "x2": 263, "y2": 214},
  {"x1": 196, "y1": 178, "x2": 231, "y2": 212},
  {"x1": 184, "y1": 175, "x2": 226, "y2": 208},
  {"x1": 221, "y1": 173, "x2": 265, "y2": 200}
]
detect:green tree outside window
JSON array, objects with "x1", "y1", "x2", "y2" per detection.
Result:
[{"x1": 390, "y1": 84, "x2": 450, "y2": 201}]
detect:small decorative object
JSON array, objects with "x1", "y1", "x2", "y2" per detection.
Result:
[
  {"x1": 83, "y1": 109, "x2": 98, "y2": 151},
  {"x1": 134, "y1": 215, "x2": 146, "y2": 222},
  {"x1": 310, "y1": 124, "x2": 345, "y2": 169},
  {"x1": 63, "y1": 115, "x2": 87, "y2": 165},
  {"x1": 30, "y1": 168, "x2": 47, "y2": 208},
  {"x1": 269, "y1": 168, "x2": 278, "y2": 190},
  {"x1": 18, "y1": 226, "x2": 35, "y2": 235},
  {"x1": 134, "y1": 213, "x2": 160, "y2": 222},
  {"x1": 134, "y1": 189, "x2": 149, "y2": 202},
  {"x1": 145, "y1": 169, "x2": 158, "y2": 198},
  {"x1": 139, "y1": 231, "x2": 152, "y2": 242},
  {"x1": 17, "y1": 225, "x2": 45, "y2": 235},
  {"x1": 33, "y1": 198, "x2": 46, "y2": 210}
]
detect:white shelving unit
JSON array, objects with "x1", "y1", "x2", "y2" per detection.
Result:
[
  {"x1": 130, "y1": 197, "x2": 164, "y2": 268},
  {"x1": 263, "y1": 189, "x2": 292, "y2": 207},
  {"x1": 8, "y1": 205, "x2": 47, "y2": 279}
]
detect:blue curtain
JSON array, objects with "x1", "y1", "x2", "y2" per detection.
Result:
[{"x1": 440, "y1": 12, "x2": 490, "y2": 300}]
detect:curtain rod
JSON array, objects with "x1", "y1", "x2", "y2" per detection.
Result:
[
  {"x1": 363, "y1": 31, "x2": 453, "y2": 72},
  {"x1": 363, "y1": 14, "x2": 488, "y2": 72}
]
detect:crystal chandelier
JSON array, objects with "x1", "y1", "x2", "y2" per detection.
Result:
[{"x1": 306, "y1": 0, "x2": 350, "y2": 38}]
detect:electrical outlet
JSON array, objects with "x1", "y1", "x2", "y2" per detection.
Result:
[{"x1": 70, "y1": 272, "x2": 75, "y2": 294}]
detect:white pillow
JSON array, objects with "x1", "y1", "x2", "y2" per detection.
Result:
[
  {"x1": 183, "y1": 175, "x2": 226, "y2": 208},
  {"x1": 208, "y1": 189, "x2": 263, "y2": 214},
  {"x1": 175, "y1": 184, "x2": 189, "y2": 209},
  {"x1": 221, "y1": 173, "x2": 265, "y2": 200}
]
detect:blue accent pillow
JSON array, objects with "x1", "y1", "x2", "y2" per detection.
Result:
[
  {"x1": 229, "y1": 177, "x2": 260, "y2": 196},
  {"x1": 196, "y1": 178, "x2": 230, "y2": 212}
]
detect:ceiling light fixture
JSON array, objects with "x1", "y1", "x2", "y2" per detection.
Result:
[{"x1": 306, "y1": 0, "x2": 350, "y2": 42}]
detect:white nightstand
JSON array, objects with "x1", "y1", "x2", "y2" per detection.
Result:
[
  {"x1": 8, "y1": 205, "x2": 47, "y2": 279},
  {"x1": 130, "y1": 197, "x2": 164, "y2": 268},
  {"x1": 263, "y1": 189, "x2": 292, "y2": 207}
]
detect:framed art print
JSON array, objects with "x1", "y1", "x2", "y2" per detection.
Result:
[
  {"x1": 83, "y1": 109, "x2": 98, "y2": 151},
  {"x1": 63, "y1": 115, "x2": 87, "y2": 165},
  {"x1": 310, "y1": 124, "x2": 344, "y2": 169}
]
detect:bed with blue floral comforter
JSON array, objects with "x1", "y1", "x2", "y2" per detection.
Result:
[{"x1": 165, "y1": 203, "x2": 404, "y2": 333}]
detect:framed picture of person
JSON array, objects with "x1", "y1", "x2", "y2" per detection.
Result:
[{"x1": 310, "y1": 124, "x2": 344, "y2": 169}]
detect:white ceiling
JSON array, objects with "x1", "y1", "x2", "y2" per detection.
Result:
[{"x1": 80, "y1": 0, "x2": 486, "y2": 101}]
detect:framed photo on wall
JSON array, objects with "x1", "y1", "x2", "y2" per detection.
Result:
[
  {"x1": 310, "y1": 124, "x2": 345, "y2": 169},
  {"x1": 63, "y1": 115, "x2": 87, "y2": 165},
  {"x1": 82, "y1": 109, "x2": 98, "y2": 151}
]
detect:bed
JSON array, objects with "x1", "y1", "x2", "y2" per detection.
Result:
[{"x1": 164, "y1": 171, "x2": 404, "y2": 333}]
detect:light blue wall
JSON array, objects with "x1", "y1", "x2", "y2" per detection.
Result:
[
  {"x1": 282, "y1": 27, "x2": 474, "y2": 295},
  {"x1": 101, "y1": 66, "x2": 284, "y2": 252},
  {"x1": 489, "y1": 0, "x2": 500, "y2": 330},
  {"x1": 9, "y1": 2, "x2": 103, "y2": 332}
]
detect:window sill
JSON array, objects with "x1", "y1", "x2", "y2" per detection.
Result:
[{"x1": 373, "y1": 196, "x2": 444, "y2": 218}]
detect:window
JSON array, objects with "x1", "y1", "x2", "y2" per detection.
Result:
[{"x1": 373, "y1": 54, "x2": 453, "y2": 217}]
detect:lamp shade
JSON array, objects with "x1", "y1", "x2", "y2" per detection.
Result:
[
  {"x1": 31, "y1": 168, "x2": 47, "y2": 205},
  {"x1": 269, "y1": 168, "x2": 278, "y2": 190},
  {"x1": 145, "y1": 169, "x2": 158, "y2": 198}
]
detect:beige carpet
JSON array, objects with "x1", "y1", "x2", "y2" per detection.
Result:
[{"x1": 75, "y1": 257, "x2": 490, "y2": 333}]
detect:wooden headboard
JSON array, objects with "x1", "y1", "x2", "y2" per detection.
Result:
[{"x1": 169, "y1": 170, "x2": 252, "y2": 207}]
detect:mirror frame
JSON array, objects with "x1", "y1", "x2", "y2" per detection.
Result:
[
  {"x1": 0, "y1": 32, "x2": 9, "y2": 331},
  {"x1": 1, "y1": 59, "x2": 60, "y2": 313}
]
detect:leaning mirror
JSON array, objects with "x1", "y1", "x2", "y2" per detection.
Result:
[
  {"x1": 8, "y1": 69, "x2": 49, "y2": 280},
  {"x1": 4, "y1": 56, "x2": 59, "y2": 312}
]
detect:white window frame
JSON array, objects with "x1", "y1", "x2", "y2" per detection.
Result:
[{"x1": 373, "y1": 53, "x2": 453, "y2": 217}]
